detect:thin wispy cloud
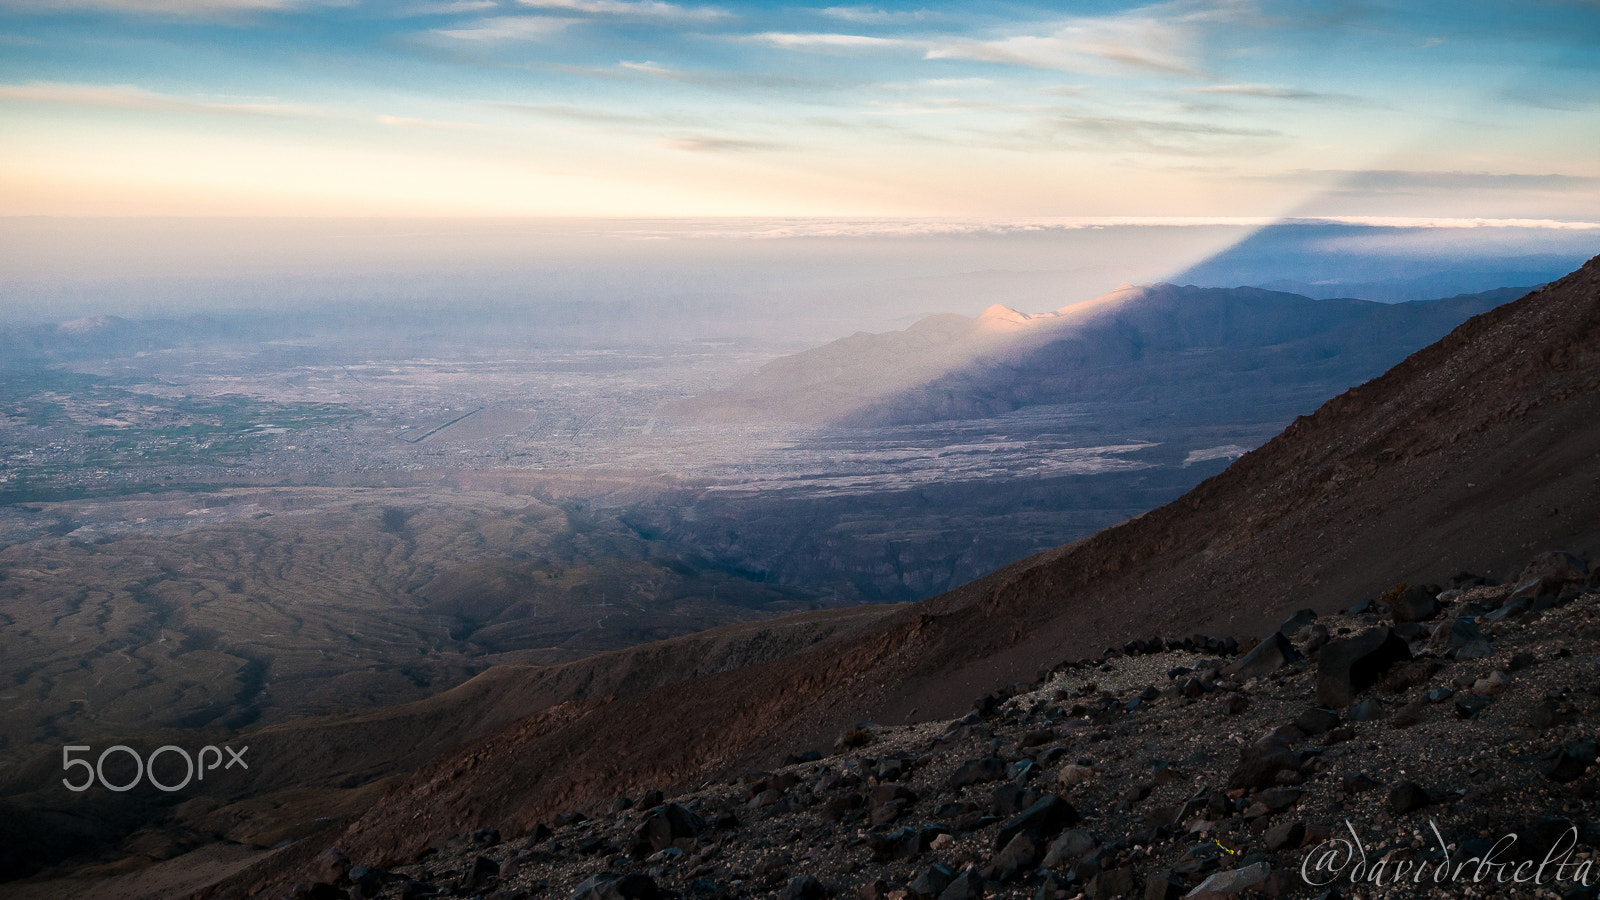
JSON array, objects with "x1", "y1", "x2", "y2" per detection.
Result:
[
  {"x1": 434, "y1": 15, "x2": 572, "y2": 39},
  {"x1": 499, "y1": 101, "x2": 694, "y2": 128},
  {"x1": 1188, "y1": 83, "x2": 1356, "y2": 102},
  {"x1": 607, "y1": 217, "x2": 1600, "y2": 241},
  {"x1": 619, "y1": 60, "x2": 677, "y2": 77},
  {"x1": 377, "y1": 113, "x2": 490, "y2": 131},
  {"x1": 749, "y1": 32, "x2": 906, "y2": 50},
  {"x1": 0, "y1": 0, "x2": 330, "y2": 14},
  {"x1": 818, "y1": 6, "x2": 929, "y2": 24},
  {"x1": 1029, "y1": 111, "x2": 1281, "y2": 154},
  {"x1": 659, "y1": 134, "x2": 781, "y2": 153},
  {"x1": 924, "y1": 0, "x2": 1259, "y2": 78},
  {"x1": 398, "y1": 0, "x2": 499, "y2": 16},
  {"x1": 929, "y1": 24, "x2": 1195, "y2": 77},
  {"x1": 1285, "y1": 169, "x2": 1600, "y2": 192},
  {"x1": 515, "y1": 0, "x2": 728, "y2": 21},
  {"x1": 0, "y1": 81, "x2": 328, "y2": 118}
]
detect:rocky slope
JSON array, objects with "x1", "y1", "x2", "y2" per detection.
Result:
[{"x1": 266, "y1": 552, "x2": 1600, "y2": 900}]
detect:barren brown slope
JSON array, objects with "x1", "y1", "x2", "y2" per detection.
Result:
[{"x1": 224, "y1": 255, "x2": 1600, "y2": 894}]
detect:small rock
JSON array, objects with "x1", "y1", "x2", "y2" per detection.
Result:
[
  {"x1": 1264, "y1": 820, "x2": 1305, "y2": 851},
  {"x1": 1255, "y1": 787, "x2": 1302, "y2": 812},
  {"x1": 1292, "y1": 708, "x2": 1339, "y2": 736},
  {"x1": 1473, "y1": 671, "x2": 1511, "y2": 696},
  {"x1": 1229, "y1": 632, "x2": 1302, "y2": 679},
  {"x1": 1040, "y1": 829, "x2": 1097, "y2": 869},
  {"x1": 1389, "y1": 700, "x2": 1427, "y2": 729},
  {"x1": 1186, "y1": 861, "x2": 1269, "y2": 896},
  {"x1": 1341, "y1": 772, "x2": 1383, "y2": 794},
  {"x1": 781, "y1": 876, "x2": 827, "y2": 900},
  {"x1": 1056, "y1": 764, "x2": 1094, "y2": 788},
  {"x1": 1346, "y1": 699, "x2": 1386, "y2": 721},
  {"x1": 1388, "y1": 781, "x2": 1432, "y2": 814}
]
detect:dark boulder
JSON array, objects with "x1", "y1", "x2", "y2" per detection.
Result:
[
  {"x1": 1085, "y1": 867, "x2": 1134, "y2": 899},
  {"x1": 1317, "y1": 628, "x2": 1411, "y2": 707},
  {"x1": 1540, "y1": 740, "x2": 1599, "y2": 783},
  {"x1": 1228, "y1": 734, "x2": 1304, "y2": 791},
  {"x1": 1293, "y1": 708, "x2": 1339, "y2": 736},
  {"x1": 570, "y1": 873, "x2": 662, "y2": 900},
  {"x1": 985, "y1": 832, "x2": 1040, "y2": 882},
  {"x1": 1229, "y1": 632, "x2": 1301, "y2": 679},
  {"x1": 995, "y1": 795, "x2": 1078, "y2": 851},
  {"x1": 1278, "y1": 609, "x2": 1318, "y2": 635},
  {"x1": 950, "y1": 758, "x2": 1008, "y2": 788},
  {"x1": 909, "y1": 865, "x2": 955, "y2": 898},
  {"x1": 937, "y1": 868, "x2": 986, "y2": 900},
  {"x1": 636, "y1": 803, "x2": 704, "y2": 852},
  {"x1": 1389, "y1": 585, "x2": 1441, "y2": 622}
]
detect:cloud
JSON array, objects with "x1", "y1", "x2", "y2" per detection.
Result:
[
  {"x1": 619, "y1": 59, "x2": 677, "y2": 77},
  {"x1": 434, "y1": 14, "x2": 572, "y2": 39},
  {"x1": 1496, "y1": 88, "x2": 1599, "y2": 112},
  {"x1": 0, "y1": 81, "x2": 327, "y2": 117},
  {"x1": 498, "y1": 101, "x2": 689, "y2": 127},
  {"x1": 749, "y1": 31, "x2": 907, "y2": 50},
  {"x1": 602, "y1": 217, "x2": 1600, "y2": 241},
  {"x1": 659, "y1": 135, "x2": 782, "y2": 153},
  {"x1": 0, "y1": 0, "x2": 326, "y2": 14},
  {"x1": 398, "y1": 0, "x2": 499, "y2": 15},
  {"x1": 818, "y1": 6, "x2": 930, "y2": 24},
  {"x1": 377, "y1": 113, "x2": 490, "y2": 130},
  {"x1": 1187, "y1": 82, "x2": 1359, "y2": 103},
  {"x1": 1033, "y1": 112, "x2": 1280, "y2": 153},
  {"x1": 923, "y1": 0, "x2": 1258, "y2": 78},
  {"x1": 514, "y1": 0, "x2": 728, "y2": 21},
  {"x1": 1313, "y1": 169, "x2": 1600, "y2": 192}
]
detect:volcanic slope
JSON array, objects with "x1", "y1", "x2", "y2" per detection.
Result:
[{"x1": 162, "y1": 255, "x2": 1600, "y2": 895}]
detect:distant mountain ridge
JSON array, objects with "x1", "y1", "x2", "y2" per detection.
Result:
[{"x1": 667, "y1": 283, "x2": 1526, "y2": 428}]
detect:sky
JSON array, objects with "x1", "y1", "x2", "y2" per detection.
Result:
[{"x1": 2, "y1": 0, "x2": 1599, "y2": 219}]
